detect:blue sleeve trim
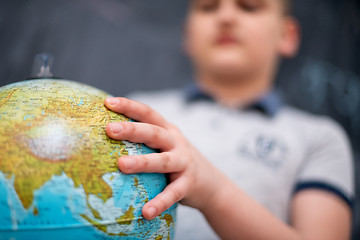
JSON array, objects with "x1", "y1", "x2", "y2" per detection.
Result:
[{"x1": 294, "y1": 181, "x2": 354, "y2": 210}]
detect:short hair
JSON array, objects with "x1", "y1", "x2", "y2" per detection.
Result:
[
  {"x1": 187, "y1": 0, "x2": 294, "y2": 16},
  {"x1": 283, "y1": 0, "x2": 293, "y2": 15}
]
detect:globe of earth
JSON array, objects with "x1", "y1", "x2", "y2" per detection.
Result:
[{"x1": 0, "y1": 79, "x2": 177, "y2": 240}]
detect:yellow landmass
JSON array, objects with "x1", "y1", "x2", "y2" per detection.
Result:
[
  {"x1": 0, "y1": 89, "x2": 17, "y2": 109},
  {"x1": 160, "y1": 214, "x2": 174, "y2": 228},
  {"x1": 80, "y1": 215, "x2": 131, "y2": 237},
  {"x1": 80, "y1": 214, "x2": 108, "y2": 233},
  {"x1": 137, "y1": 218, "x2": 145, "y2": 225},
  {"x1": 0, "y1": 80, "x2": 129, "y2": 211},
  {"x1": 87, "y1": 202, "x2": 102, "y2": 220},
  {"x1": 134, "y1": 177, "x2": 139, "y2": 187},
  {"x1": 116, "y1": 205, "x2": 135, "y2": 225},
  {"x1": 132, "y1": 176, "x2": 148, "y2": 203},
  {"x1": 33, "y1": 206, "x2": 39, "y2": 216}
]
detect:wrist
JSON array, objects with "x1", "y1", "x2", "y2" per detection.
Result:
[{"x1": 196, "y1": 166, "x2": 234, "y2": 215}]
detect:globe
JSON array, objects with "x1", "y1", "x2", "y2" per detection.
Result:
[{"x1": 0, "y1": 79, "x2": 177, "y2": 240}]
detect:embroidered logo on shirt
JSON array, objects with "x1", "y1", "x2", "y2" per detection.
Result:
[{"x1": 238, "y1": 132, "x2": 288, "y2": 170}]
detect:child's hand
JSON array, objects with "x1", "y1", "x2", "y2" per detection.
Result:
[{"x1": 105, "y1": 97, "x2": 222, "y2": 220}]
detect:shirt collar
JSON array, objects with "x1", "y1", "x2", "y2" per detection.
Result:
[{"x1": 184, "y1": 84, "x2": 283, "y2": 117}]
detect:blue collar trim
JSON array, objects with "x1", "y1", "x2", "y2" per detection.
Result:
[{"x1": 184, "y1": 84, "x2": 283, "y2": 117}]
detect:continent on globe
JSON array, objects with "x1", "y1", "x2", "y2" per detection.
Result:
[{"x1": 0, "y1": 79, "x2": 177, "y2": 240}]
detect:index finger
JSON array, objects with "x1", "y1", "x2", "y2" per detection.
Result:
[{"x1": 105, "y1": 97, "x2": 169, "y2": 128}]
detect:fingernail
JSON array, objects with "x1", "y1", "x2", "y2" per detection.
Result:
[
  {"x1": 106, "y1": 97, "x2": 119, "y2": 106},
  {"x1": 147, "y1": 207, "x2": 157, "y2": 219},
  {"x1": 123, "y1": 157, "x2": 135, "y2": 169},
  {"x1": 109, "y1": 123, "x2": 122, "y2": 134}
]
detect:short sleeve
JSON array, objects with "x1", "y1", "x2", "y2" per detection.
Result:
[{"x1": 294, "y1": 117, "x2": 354, "y2": 208}]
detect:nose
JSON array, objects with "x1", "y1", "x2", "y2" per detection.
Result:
[{"x1": 216, "y1": 2, "x2": 238, "y2": 26}]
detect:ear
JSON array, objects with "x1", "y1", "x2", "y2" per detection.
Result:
[{"x1": 278, "y1": 17, "x2": 301, "y2": 58}]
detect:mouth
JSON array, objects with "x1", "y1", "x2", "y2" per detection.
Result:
[{"x1": 215, "y1": 34, "x2": 239, "y2": 46}]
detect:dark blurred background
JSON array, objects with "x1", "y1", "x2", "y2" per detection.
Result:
[{"x1": 0, "y1": 0, "x2": 359, "y2": 238}]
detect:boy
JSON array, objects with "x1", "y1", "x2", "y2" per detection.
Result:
[{"x1": 105, "y1": 0, "x2": 354, "y2": 239}]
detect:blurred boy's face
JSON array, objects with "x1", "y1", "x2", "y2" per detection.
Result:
[{"x1": 185, "y1": 0, "x2": 297, "y2": 80}]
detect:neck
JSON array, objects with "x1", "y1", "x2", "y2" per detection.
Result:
[{"x1": 195, "y1": 70, "x2": 274, "y2": 108}]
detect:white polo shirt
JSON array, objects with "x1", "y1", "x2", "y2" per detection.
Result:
[{"x1": 129, "y1": 86, "x2": 354, "y2": 240}]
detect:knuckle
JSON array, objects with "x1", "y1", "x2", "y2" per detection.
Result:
[
  {"x1": 151, "y1": 126, "x2": 161, "y2": 142},
  {"x1": 161, "y1": 153, "x2": 171, "y2": 171},
  {"x1": 142, "y1": 104, "x2": 154, "y2": 117},
  {"x1": 169, "y1": 187, "x2": 183, "y2": 202},
  {"x1": 167, "y1": 122, "x2": 179, "y2": 131},
  {"x1": 123, "y1": 123, "x2": 136, "y2": 138},
  {"x1": 139, "y1": 155, "x2": 150, "y2": 168}
]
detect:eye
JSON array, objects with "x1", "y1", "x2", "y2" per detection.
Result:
[
  {"x1": 193, "y1": 0, "x2": 219, "y2": 12},
  {"x1": 238, "y1": 0, "x2": 264, "y2": 12}
]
